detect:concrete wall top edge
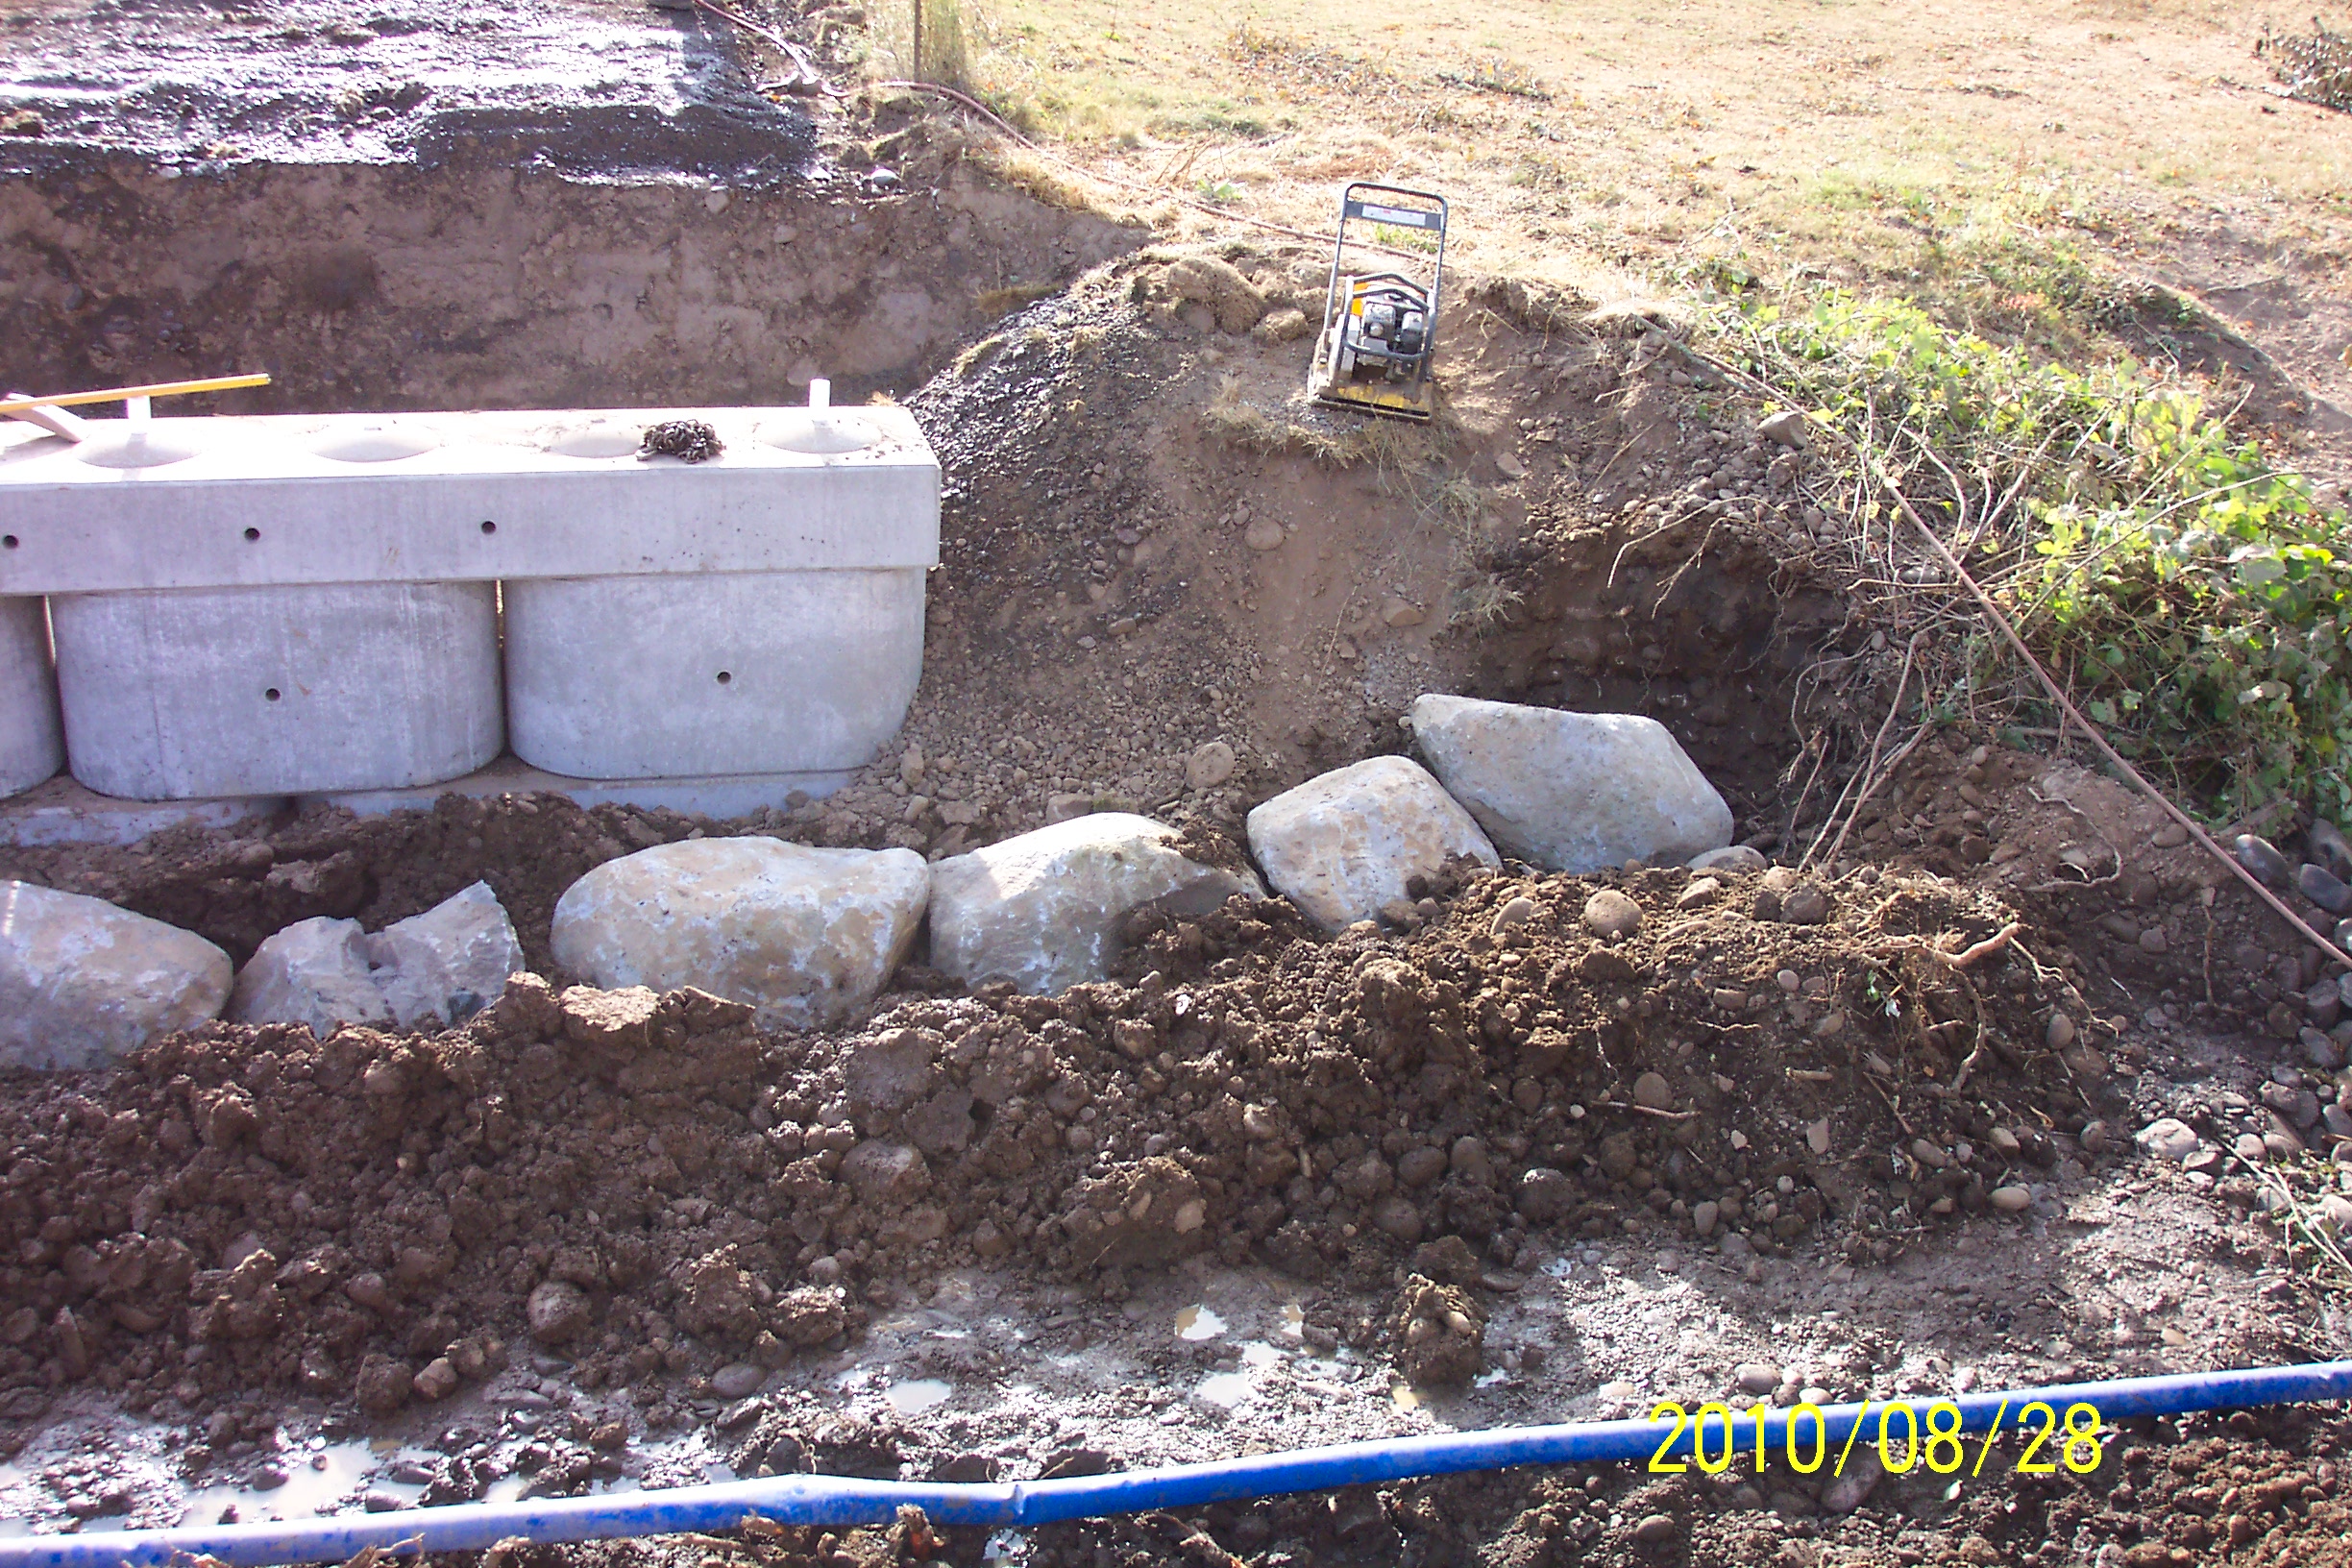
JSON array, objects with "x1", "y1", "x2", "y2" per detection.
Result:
[
  {"x1": 0, "y1": 406, "x2": 943, "y2": 592},
  {"x1": 0, "y1": 407, "x2": 935, "y2": 484}
]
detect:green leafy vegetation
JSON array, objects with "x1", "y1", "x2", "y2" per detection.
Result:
[{"x1": 1709, "y1": 289, "x2": 2344, "y2": 821}]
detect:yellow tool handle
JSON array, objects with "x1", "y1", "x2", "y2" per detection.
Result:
[{"x1": 0, "y1": 373, "x2": 272, "y2": 416}]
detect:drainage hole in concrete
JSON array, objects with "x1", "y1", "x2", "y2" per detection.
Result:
[
  {"x1": 480, "y1": 520, "x2": 497, "y2": 534},
  {"x1": 264, "y1": 688, "x2": 282, "y2": 702},
  {"x1": 243, "y1": 527, "x2": 261, "y2": 542},
  {"x1": 716, "y1": 671, "x2": 733, "y2": 685}
]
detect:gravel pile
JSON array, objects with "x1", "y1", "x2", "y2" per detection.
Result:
[{"x1": 2260, "y1": 20, "x2": 2352, "y2": 111}]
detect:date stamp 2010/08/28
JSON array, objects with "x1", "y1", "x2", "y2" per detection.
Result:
[{"x1": 1645, "y1": 1398, "x2": 2106, "y2": 1478}]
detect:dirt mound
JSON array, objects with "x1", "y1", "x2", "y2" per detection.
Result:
[
  {"x1": 0, "y1": 794, "x2": 705, "y2": 973},
  {"x1": 777, "y1": 238, "x2": 1849, "y2": 862},
  {"x1": 0, "y1": 843, "x2": 2112, "y2": 1434}
]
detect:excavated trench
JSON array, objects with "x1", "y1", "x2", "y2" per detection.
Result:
[
  {"x1": 0, "y1": 153, "x2": 1144, "y2": 417},
  {"x1": 6, "y1": 29, "x2": 2347, "y2": 1565}
]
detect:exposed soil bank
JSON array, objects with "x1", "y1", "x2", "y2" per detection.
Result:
[
  {"x1": 0, "y1": 150, "x2": 1143, "y2": 412},
  {"x1": 0, "y1": 0, "x2": 805, "y2": 177}
]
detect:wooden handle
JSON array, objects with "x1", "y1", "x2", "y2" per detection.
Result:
[{"x1": 0, "y1": 374, "x2": 272, "y2": 416}]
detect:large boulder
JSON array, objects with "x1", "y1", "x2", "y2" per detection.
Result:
[
  {"x1": 1245, "y1": 756, "x2": 1497, "y2": 929},
  {"x1": 230, "y1": 917, "x2": 393, "y2": 1038},
  {"x1": 367, "y1": 881, "x2": 525, "y2": 1029},
  {"x1": 551, "y1": 838, "x2": 928, "y2": 1028},
  {"x1": 1405, "y1": 695, "x2": 1732, "y2": 872},
  {"x1": 231, "y1": 883, "x2": 525, "y2": 1038},
  {"x1": 0, "y1": 880, "x2": 232, "y2": 1069},
  {"x1": 928, "y1": 813, "x2": 1261, "y2": 994}
]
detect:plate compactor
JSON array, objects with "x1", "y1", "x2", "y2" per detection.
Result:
[{"x1": 1308, "y1": 183, "x2": 1448, "y2": 422}]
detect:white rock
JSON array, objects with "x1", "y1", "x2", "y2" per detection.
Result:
[
  {"x1": 1688, "y1": 844, "x2": 1767, "y2": 875},
  {"x1": 1247, "y1": 756, "x2": 1497, "y2": 930},
  {"x1": 2134, "y1": 1116, "x2": 2201, "y2": 1164},
  {"x1": 1405, "y1": 695, "x2": 1733, "y2": 873},
  {"x1": 929, "y1": 813, "x2": 1261, "y2": 994},
  {"x1": 231, "y1": 917, "x2": 393, "y2": 1039},
  {"x1": 1822, "y1": 1449, "x2": 1883, "y2": 1512},
  {"x1": 552, "y1": 839, "x2": 927, "y2": 1028},
  {"x1": 1186, "y1": 741, "x2": 1237, "y2": 791},
  {"x1": 367, "y1": 881, "x2": 526, "y2": 1029},
  {"x1": 0, "y1": 880, "x2": 232, "y2": 1069}
]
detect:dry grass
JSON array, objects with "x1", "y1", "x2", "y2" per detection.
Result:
[
  {"x1": 974, "y1": 280, "x2": 1064, "y2": 317},
  {"x1": 888, "y1": 0, "x2": 2352, "y2": 337}
]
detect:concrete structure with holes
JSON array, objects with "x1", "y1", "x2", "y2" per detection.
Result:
[{"x1": 0, "y1": 400, "x2": 939, "y2": 814}]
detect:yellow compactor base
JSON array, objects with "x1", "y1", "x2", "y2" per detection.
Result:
[{"x1": 1311, "y1": 380, "x2": 1434, "y2": 423}]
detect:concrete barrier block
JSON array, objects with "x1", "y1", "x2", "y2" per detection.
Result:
[
  {"x1": 52, "y1": 582, "x2": 503, "y2": 799},
  {"x1": 0, "y1": 596, "x2": 62, "y2": 798},
  {"x1": 0, "y1": 774, "x2": 285, "y2": 847},
  {"x1": 0, "y1": 407, "x2": 940, "y2": 593},
  {"x1": 0, "y1": 404, "x2": 940, "y2": 798},
  {"x1": 504, "y1": 569, "x2": 924, "y2": 780}
]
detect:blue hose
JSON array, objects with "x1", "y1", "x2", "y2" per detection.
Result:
[{"x1": 12, "y1": 1360, "x2": 2351, "y2": 1567}]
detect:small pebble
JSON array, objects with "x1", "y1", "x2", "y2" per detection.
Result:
[
  {"x1": 1778, "y1": 884, "x2": 1829, "y2": 924},
  {"x1": 2312, "y1": 817, "x2": 2352, "y2": 881},
  {"x1": 2237, "y1": 834, "x2": 2291, "y2": 888},
  {"x1": 1491, "y1": 896, "x2": 1541, "y2": 935},
  {"x1": 1688, "y1": 844, "x2": 1767, "y2": 874},
  {"x1": 711, "y1": 1362, "x2": 765, "y2": 1400},
  {"x1": 1582, "y1": 890, "x2": 1643, "y2": 941},
  {"x1": 1676, "y1": 876, "x2": 1722, "y2": 910},
  {"x1": 1991, "y1": 1186, "x2": 2033, "y2": 1212},
  {"x1": 1632, "y1": 1513, "x2": 1678, "y2": 1545},
  {"x1": 2302, "y1": 863, "x2": 2352, "y2": 917},
  {"x1": 1184, "y1": 741, "x2": 1237, "y2": 791}
]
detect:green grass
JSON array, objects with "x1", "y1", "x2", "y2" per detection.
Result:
[{"x1": 1707, "y1": 286, "x2": 2346, "y2": 821}]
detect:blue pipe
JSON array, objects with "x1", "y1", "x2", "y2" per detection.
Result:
[{"x1": 12, "y1": 1360, "x2": 2350, "y2": 1568}]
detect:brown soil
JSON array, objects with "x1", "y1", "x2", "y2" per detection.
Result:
[
  {"x1": 6, "y1": 13, "x2": 2352, "y2": 1560},
  {"x1": 442, "y1": 1395, "x2": 2352, "y2": 1568},
  {"x1": 6, "y1": 224, "x2": 2352, "y2": 1560},
  {"x1": 0, "y1": 852, "x2": 2073, "y2": 1414},
  {"x1": 780, "y1": 234, "x2": 1846, "y2": 860}
]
